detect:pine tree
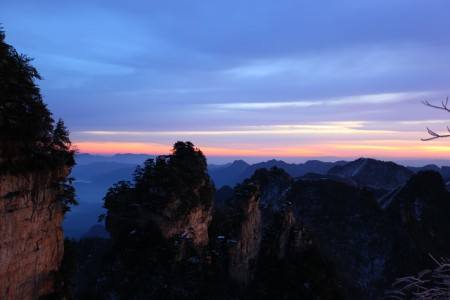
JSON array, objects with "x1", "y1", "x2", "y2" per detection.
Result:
[
  {"x1": 53, "y1": 119, "x2": 71, "y2": 151},
  {"x1": 0, "y1": 28, "x2": 54, "y2": 149}
]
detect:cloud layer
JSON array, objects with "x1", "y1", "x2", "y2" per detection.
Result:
[{"x1": 2, "y1": 0, "x2": 450, "y2": 159}]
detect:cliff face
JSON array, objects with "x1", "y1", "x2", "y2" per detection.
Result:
[
  {"x1": 210, "y1": 168, "x2": 344, "y2": 299},
  {"x1": 0, "y1": 28, "x2": 75, "y2": 300},
  {"x1": 228, "y1": 185, "x2": 262, "y2": 284},
  {"x1": 151, "y1": 204, "x2": 212, "y2": 248},
  {"x1": 0, "y1": 169, "x2": 66, "y2": 300}
]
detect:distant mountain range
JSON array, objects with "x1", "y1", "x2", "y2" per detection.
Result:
[
  {"x1": 210, "y1": 157, "x2": 450, "y2": 189},
  {"x1": 76, "y1": 153, "x2": 154, "y2": 165},
  {"x1": 64, "y1": 154, "x2": 450, "y2": 238},
  {"x1": 209, "y1": 159, "x2": 347, "y2": 188}
]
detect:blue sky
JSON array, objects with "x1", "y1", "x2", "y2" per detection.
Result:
[{"x1": 2, "y1": 1, "x2": 450, "y2": 161}]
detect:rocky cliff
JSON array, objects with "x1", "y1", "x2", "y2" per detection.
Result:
[
  {"x1": 208, "y1": 168, "x2": 343, "y2": 299},
  {"x1": 105, "y1": 143, "x2": 215, "y2": 253},
  {"x1": 1, "y1": 28, "x2": 76, "y2": 300},
  {"x1": 102, "y1": 142, "x2": 216, "y2": 298},
  {"x1": 0, "y1": 169, "x2": 67, "y2": 300},
  {"x1": 151, "y1": 204, "x2": 212, "y2": 248},
  {"x1": 227, "y1": 183, "x2": 262, "y2": 284}
]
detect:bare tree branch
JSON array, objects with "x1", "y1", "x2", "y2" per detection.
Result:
[
  {"x1": 422, "y1": 97, "x2": 450, "y2": 112},
  {"x1": 421, "y1": 127, "x2": 450, "y2": 141},
  {"x1": 422, "y1": 97, "x2": 450, "y2": 141}
]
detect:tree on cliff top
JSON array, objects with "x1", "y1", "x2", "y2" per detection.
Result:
[
  {"x1": 105, "y1": 141, "x2": 214, "y2": 222},
  {"x1": 0, "y1": 28, "x2": 74, "y2": 169},
  {"x1": 0, "y1": 29, "x2": 53, "y2": 145},
  {"x1": 53, "y1": 119, "x2": 71, "y2": 151}
]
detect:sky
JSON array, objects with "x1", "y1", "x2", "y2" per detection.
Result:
[{"x1": 2, "y1": 0, "x2": 450, "y2": 163}]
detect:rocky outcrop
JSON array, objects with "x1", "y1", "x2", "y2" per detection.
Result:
[
  {"x1": 217, "y1": 169, "x2": 303, "y2": 285},
  {"x1": 0, "y1": 28, "x2": 75, "y2": 300},
  {"x1": 263, "y1": 208, "x2": 300, "y2": 260},
  {"x1": 384, "y1": 171, "x2": 450, "y2": 279},
  {"x1": 0, "y1": 169, "x2": 66, "y2": 300},
  {"x1": 218, "y1": 169, "x2": 344, "y2": 299},
  {"x1": 102, "y1": 142, "x2": 216, "y2": 298},
  {"x1": 150, "y1": 204, "x2": 212, "y2": 248},
  {"x1": 228, "y1": 184, "x2": 262, "y2": 284}
]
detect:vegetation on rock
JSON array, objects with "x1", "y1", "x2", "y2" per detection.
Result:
[{"x1": 0, "y1": 29, "x2": 75, "y2": 172}]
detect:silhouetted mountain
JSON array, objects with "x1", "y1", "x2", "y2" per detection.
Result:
[
  {"x1": 209, "y1": 159, "x2": 345, "y2": 188},
  {"x1": 208, "y1": 160, "x2": 250, "y2": 187},
  {"x1": 407, "y1": 164, "x2": 440, "y2": 173},
  {"x1": 76, "y1": 153, "x2": 153, "y2": 165},
  {"x1": 328, "y1": 157, "x2": 414, "y2": 190},
  {"x1": 408, "y1": 164, "x2": 450, "y2": 183}
]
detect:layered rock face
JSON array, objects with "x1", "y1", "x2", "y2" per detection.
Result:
[
  {"x1": 0, "y1": 170, "x2": 66, "y2": 300},
  {"x1": 224, "y1": 169, "x2": 294, "y2": 284},
  {"x1": 152, "y1": 204, "x2": 212, "y2": 248},
  {"x1": 227, "y1": 184, "x2": 262, "y2": 284}
]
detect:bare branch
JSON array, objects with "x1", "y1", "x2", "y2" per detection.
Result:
[
  {"x1": 422, "y1": 97, "x2": 450, "y2": 113},
  {"x1": 422, "y1": 97, "x2": 450, "y2": 141},
  {"x1": 421, "y1": 127, "x2": 450, "y2": 141}
]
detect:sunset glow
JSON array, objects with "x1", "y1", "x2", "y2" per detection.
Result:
[
  {"x1": 3, "y1": 1, "x2": 450, "y2": 162},
  {"x1": 74, "y1": 140, "x2": 450, "y2": 160},
  {"x1": 72, "y1": 118, "x2": 450, "y2": 160}
]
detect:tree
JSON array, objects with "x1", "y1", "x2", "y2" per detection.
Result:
[
  {"x1": 53, "y1": 119, "x2": 71, "y2": 151},
  {"x1": 0, "y1": 28, "x2": 54, "y2": 149},
  {"x1": 0, "y1": 28, "x2": 74, "y2": 171},
  {"x1": 0, "y1": 27, "x2": 76, "y2": 213}
]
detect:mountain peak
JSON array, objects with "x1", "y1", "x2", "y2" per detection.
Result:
[
  {"x1": 231, "y1": 159, "x2": 250, "y2": 167},
  {"x1": 328, "y1": 157, "x2": 413, "y2": 190}
]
